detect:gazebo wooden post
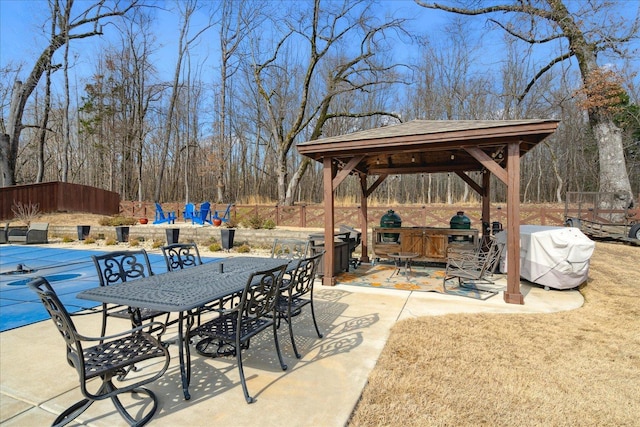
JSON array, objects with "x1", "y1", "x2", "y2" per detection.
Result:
[
  {"x1": 504, "y1": 142, "x2": 524, "y2": 304},
  {"x1": 322, "y1": 157, "x2": 337, "y2": 286},
  {"x1": 482, "y1": 169, "x2": 491, "y2": 237},
  {"x1": 359, "y1": 174, "x2": 370, "y2": 263}
]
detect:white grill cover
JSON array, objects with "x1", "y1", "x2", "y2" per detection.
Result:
[{"x1": 496, "y1": 225, "x2": 595, "y2": 289}]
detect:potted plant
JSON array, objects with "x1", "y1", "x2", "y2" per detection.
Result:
[{"x1": 139, "y1": 218, "x2": 148, "y2": 224}]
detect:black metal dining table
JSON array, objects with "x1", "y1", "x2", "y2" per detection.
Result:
[{"x1": 77, "y1": 256, "x2": 290, "y2": 400}]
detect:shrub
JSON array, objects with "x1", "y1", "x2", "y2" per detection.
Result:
[
  {"x1": 129, "y1": 238, "x2": 140, "y2": 247},
  {"x1": 208, "y1": 242, "x2": 222, "y2": 252},
  {"x1": 105, "y1": 238, "x2": 117, "y2": 246},
  {"x1": 99, "y1": 216, "x2": 138, "y2": 226},
  {"x1": 62, "y1": 236, "x2": 74, "y2": 243},
  {"x1": 152, "y1": 239, "x2": 163, "y2": 249},
  {"x1": 236, "y1": 243, "x2": 251, "y2": 253},
  {"x1": 262, "y1": 219, "x2": 276, "y2": 229},
  {"x1": 243, "y1": 214, "x2": 264, "y2": 229},
  {"x1": 84, "y1": 237, "x2": 97, "y2": 244}
]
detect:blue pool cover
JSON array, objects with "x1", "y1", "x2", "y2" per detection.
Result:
[{"x1": 0, "y1": 245, "x2": 220, "y2": 332}]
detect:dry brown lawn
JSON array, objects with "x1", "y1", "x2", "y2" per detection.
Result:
[
  {"x1": 29, "y1": 212, "x2": 108, "y2": 227},
  {"x1": 348, "y1": 241, "x2": 639, "y2": 426}
]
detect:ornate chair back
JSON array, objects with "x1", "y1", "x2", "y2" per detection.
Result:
[
  {"x1": 91, "y1": 249, "x2": 163, "y2": 336},
  {"x1": 92, "y1": 249, "x2": 154, "y2": 287},
  {"x1": 161, "y1": 243, "x2": 202, "y2": 271},
  {"x1": 240, "y1": 264, "x2": 287, "y2": 320},
  {"x1": 288, "y1": 251, "x2": 324, "y2": 298}
]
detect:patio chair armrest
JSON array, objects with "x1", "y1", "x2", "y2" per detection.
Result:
[
  {"x1": 446, "y1": 257, "x2": 484, "y2": 270},
  {"x1": 26, "y1": 229, "x2": 48, "y2": 243},
  {"x1": 75, "y1": 321, "x2": 168, "y2": 342}
]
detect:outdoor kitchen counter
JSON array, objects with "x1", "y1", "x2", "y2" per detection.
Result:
[{"x1": 372, "y1": 227, "x2": 479, "y2": 263}]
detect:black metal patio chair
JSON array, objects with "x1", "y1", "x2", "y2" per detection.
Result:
[
  {"x1": 161, "y1": 242, "x2": 203, "y2": 271},
  {"x1": 275, "y1": 251, "x2": 324, "y2": 358},
  {"x1": 27, "y1": 277, "x2": 170, "y2": 427},
  {"x1": 92, "y1": 250, "x2": 169, "y2": 338},
  {"x1": 189, "y1": 264, "x2": 288, "y2": 404}
]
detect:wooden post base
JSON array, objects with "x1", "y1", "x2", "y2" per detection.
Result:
[
  {"x1": 503, "y1": 291, "x2": 524, "y2": 305},
  {"x1": 322, "y1": 276, "x2": 337, "y2": 286}
]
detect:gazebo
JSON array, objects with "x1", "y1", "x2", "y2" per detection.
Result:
[{"x1": 296, "y1": 119, "x2": 559, "y2": 304}]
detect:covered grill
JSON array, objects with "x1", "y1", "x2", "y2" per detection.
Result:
[
  {"x1": 450, "y1": 211, "x2": 471, "y2": 241},
  {"x1": 380, "y1": 209, "x2": 402, "y2": 243}
]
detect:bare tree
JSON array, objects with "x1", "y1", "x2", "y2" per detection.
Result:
[
  {"x1": 0, "y1": 0, "x2": 138, "y2": 187},
  {"x1": 415, "y1": 0, "x2": 639, "y2": 209},
  {"x1": 250, "y1": 0, "x2": 408, "y2": 205},
  {"x1": 153, "y1": 0, "x2": 213, "y2": 202},
  {"x1": 209, "y1": 0, "x2": 258, "y2": 204}
]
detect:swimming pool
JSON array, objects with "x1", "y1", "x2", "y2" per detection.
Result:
[{"x1": 0, "y1": 245, "x2": 220, "y2": 332}]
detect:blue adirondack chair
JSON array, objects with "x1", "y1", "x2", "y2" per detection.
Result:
[
  {"x1": 153, "y1": 203, "x2": 177, "y2": 224},
  {"x1": 212, "y1": 203, "x2": 233, "y2": 223},
  {"x1": 183, "y1": 203, "x2": 196, "y2": 222},
  {"x1": 192, "y1": 202, "x2": 212, "y2": 225}
]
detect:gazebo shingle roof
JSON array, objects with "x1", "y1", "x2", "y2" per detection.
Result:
[{"x1": 297, "y1": 119, "x2": 559, "y2": 175}]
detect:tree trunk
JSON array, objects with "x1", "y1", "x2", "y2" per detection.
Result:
[
  {"x1": 0, "y1": 134, "x2": 13, "y2": 186},
  {"x1": 593, "y1": 117, "x2": 633, "y2": 210},
  {"x1": 285, "y1": 158, "x2": 311, "y2": 206},
  {"x1": 277, "y1": 154, "x2": 288, "y2": 205},
  {"x1": 36, "y1": 68, "x2": 53, "y2": 183}
]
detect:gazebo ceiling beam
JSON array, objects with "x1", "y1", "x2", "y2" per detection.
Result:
[
  {"x1": 455, "y1": 171, "x2": 483, "y2": 195},
  {"x1": 364, "y1": 174, "x2": 388, "y2": 198},
  {"x1": 369, "y1": 163, "x2": 481, "y2": 175},
  {"x1": 464, "y1": 146, "x2": 508, "y2": 184},
  {"x1": 332, "y1": 155, "x2": 365, "y2": 190},
  {"x1": 318, "y1": 141, "x2": 535, "y2": 164}
]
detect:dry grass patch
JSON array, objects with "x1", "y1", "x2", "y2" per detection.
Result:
[{"x1": 348, "y1": 242, "x2": 640, "y2": 426}]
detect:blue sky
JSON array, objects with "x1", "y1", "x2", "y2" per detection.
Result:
[
  {"x1": 0, "y1": 0, "x2": 438, "y2": 81},
  {"x1": 1, "y1": 0, "x2": 638, "y2": 100}
]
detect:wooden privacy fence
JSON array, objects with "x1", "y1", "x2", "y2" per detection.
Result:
[
  {"x1": 119, "y1": 201, "x2": 569, "y2": 229},
  {"x1": 0, "y1": 182, "x2": 120, "y2": 220}
]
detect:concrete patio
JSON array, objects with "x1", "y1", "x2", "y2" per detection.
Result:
[{"x1": 0, "y1": 266, "x2": 582, "y2": 427}]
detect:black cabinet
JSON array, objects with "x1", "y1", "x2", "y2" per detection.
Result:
[{"x1": 309, "y1": 234, "x2": 350, "y2": 276}]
